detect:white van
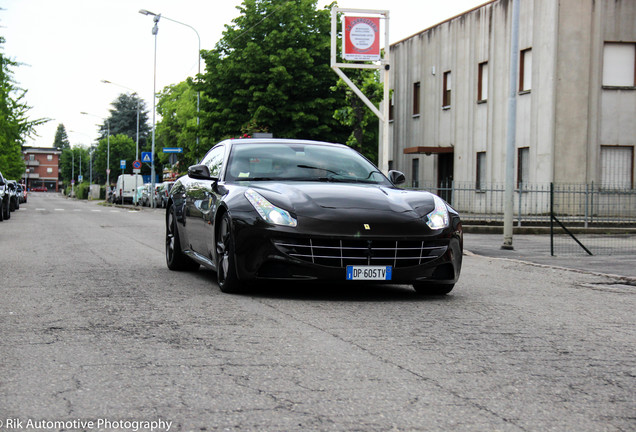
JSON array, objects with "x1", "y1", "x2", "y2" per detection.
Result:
[{"x1": 113, "y1": 174, "x2": 143, "y2": 204}]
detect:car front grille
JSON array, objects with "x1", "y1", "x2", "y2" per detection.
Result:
[{"x1": 272, "y1": 237, "x2": 447, "y2": 269}]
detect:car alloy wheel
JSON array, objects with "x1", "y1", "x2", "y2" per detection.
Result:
[
  {"x1": 166, "y1": 205, "x2": 199, "y2": 271},
  {"x1": 215, "y1": 213, "x2": 241, "y2": 293}
]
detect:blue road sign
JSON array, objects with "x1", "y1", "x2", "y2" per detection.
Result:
[
  {"x1": 120, "y1": 160, "x2": 126, "y2": 169},
  {"x1": 141, "y1": 152, "x2": 153, "y2": 163},
  {"x1": 162, "y1": 147, "x2": 183, "y2": 154}
]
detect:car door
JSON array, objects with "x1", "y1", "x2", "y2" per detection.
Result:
[{"x1": 184, "y1": 145, "x2": 226, "y2": 259}]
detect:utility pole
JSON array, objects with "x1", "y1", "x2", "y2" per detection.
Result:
[{"x1": 502, "y1": 0, "x2": 520, "y2": 250}]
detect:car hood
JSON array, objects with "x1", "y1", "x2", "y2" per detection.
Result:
[{"x1": 250, "y1": 182, "x2": 437, "y2": 219}]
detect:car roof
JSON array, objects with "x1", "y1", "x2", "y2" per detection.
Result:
[{"x1": 223, "y1": 138, "x2": 347, "y2": 149}]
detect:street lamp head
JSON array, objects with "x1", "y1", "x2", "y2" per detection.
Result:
[
  {"x1": 101, "y1": 79, "x2": 111, "y2": 84},
  {"x1": 138, "y1": 9, "x2": 156, "y2": 16}
]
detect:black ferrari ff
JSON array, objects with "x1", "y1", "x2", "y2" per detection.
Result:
[{"x1": 166, "y1": 138, "x2": 462, "y2": 294}]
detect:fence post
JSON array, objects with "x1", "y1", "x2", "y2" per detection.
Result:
[
  {"x1": 590, "y1": 181, "x2": 594, "y2": 225},
  {"x1": 550, "y1": 182, "x2": 554, "y2": 256},
  {"x1": 584, "y1": 183, "x2": 589, "y2": 228},
  {"x1": 517, "y1": 182, "x2": 523, "y2": 227}
]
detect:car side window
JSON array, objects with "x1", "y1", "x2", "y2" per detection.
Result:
[{"x1": 201, "y1": 145, "x2": 225, "y2": 178}]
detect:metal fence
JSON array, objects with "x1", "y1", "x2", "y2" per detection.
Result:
[
  {"x1": 415, "y1": 182, "x2": 636, "y2": 227},
  {"x1": 412, "y1": 182, "x2": 636, "y2": 256}
]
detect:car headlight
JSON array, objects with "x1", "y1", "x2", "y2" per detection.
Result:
[
  {"x1": 245, "y1": 189, "x2": 297, "y2": 227},
  {"x1": 426, "y1": 195, "x2": 450, "y2": 230}
]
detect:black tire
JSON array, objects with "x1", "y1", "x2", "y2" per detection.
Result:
[
  {"x1": 166, "y1": 205, "x2": 199, "y2": 271},
  {"x1": 4, "y1": 199, "x2": 10, "y2": 220},
  {"x1": 215, "y1": 212, "x2": 242, "y2": 293},
  {"x1": 0, "y1": 199, "x2": 4, "y2": 222},
  {"x1": 413, "y1": 283, "x2": 455, "y2": 295}
]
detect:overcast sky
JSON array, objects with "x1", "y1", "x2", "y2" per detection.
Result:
[{"x1": 0, "y1": 0, "x2": 486, "y2": 149}]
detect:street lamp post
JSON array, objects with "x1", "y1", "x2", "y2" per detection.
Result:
[
  {"x1": 81, "y1": 112, "x2": 110, "y2": 187},
  {"x1": 71, "y1": 149, "x2": 75, "y2": 197},
  {"x1": 139, "y1": 8, "x2": 201, "y2": 147},
  {"x1": 69, "y1": 130, "x2": 94, "y2": 198},
  {"x1": 101, "y1": 79, "x2": 142, "y2": 204}
]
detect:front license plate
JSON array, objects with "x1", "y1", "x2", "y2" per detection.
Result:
[{"x1": 346, "y1": 266, "x2": 392, "y2": 281}]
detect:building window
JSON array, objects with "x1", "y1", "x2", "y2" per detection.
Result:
[
  {"x1": 478, "y1": 62, "x2": 488, "y2": 102},
  {"x1": 389, "y1": 93, "x2": 394, "y2": 121},
  {"x1": 476, "y1": 152, "x2": 486, "y2": 190},
  {"x1": 47, "y1": 168, "x2": 53, "y2": 174},
  {"x1": 412, "y1": 158, "x2": 419, "y2": 188},
  {"x1": 443, "y1": 71, "x2": 451, "y2": 107},
  {"x1": 519, "y1": 48, "x2": 532, "y2": 92},
  {"x1": 388, "y1": 160, "x2": 394, "y2": 171},
  {"x1": 517, "y1": 147, "x2": 529, "y2": 187},
  {"x1": 603, "y1": 43, "x2": 636, "y2": 87},
  {"x1": 412, "y1": 82, "x2": 420, "y2": 115},
  {"x1": 47, "y1": 155, "x2": 53, "y2": 161},
  {"x1": 29, "y1": 154, "x2": 35, "y2": 161},
  {"x1": 601, "y1": 146, "x2": 634, "y2": 189}
]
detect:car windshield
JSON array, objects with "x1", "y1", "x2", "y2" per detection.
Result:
[{"x1": 225, "y1": 142, "x2": 390, "y2": 185}]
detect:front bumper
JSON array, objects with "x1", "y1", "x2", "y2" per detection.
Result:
[{"x1": 232, "y1": 217, "x2": 462, "y2": 285}]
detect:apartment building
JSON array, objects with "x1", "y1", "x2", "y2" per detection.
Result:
[
  {"x1": 23, "y1": 147, "x2": 62, "y2": 191},
  {"x1": 384, "y1": 0, "x2": 635, "y2": 194}
]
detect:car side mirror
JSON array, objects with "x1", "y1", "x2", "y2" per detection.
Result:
[
  {"x1": 188, "y1": 164, "x2": 215, "y2": 180},
  {"x1": 388, "y1": 170, "x2": 406, "y2": 185}
]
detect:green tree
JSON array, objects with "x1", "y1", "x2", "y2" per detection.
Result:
[
  {"x1": 156, "y1": 80, "x2": 203, "y2": 173},
  {"x1": 0, "y1": 36, "x2": 46, "y2": 179},
  {"x1": 91, "y1": 134, "x2": 136, "y2": 186},
  {"x1": 98, "y1": 93, "x2": 151, "y2": 151},
  {"x1": 53, "y1": 123, "x2": 71, "y2": 151},
  {"x1": 197, "y1": 0, "x2": 348, "y2": 146},
  {"x1": 332, "y1": 69, "x2": 383, "y2": 163},
  {"x1": 59, "y1": 146, "x2": 90, "y2": 184}
]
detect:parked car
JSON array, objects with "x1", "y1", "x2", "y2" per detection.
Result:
[
  {"x1": 165, "y1": 138, "x2": 463, "y2": 294},
  {"x1": 17, "y1": 183, "x2": 27, "y2": 204},
  {"x1": 6, "y1": 180, "x2": 19, "y2": 211},
  {"x1": 31, "y1": 186, "x2": 47, "y2": 192},
  {"x1": 0, "y1": 171, "x2": 11, "y2": 221},
  {"x1": 139, "y1": 183, "x2": 152, "y2": 206},
  {"x1": 152, "y1": 184, "x2": 162, "y2": 207}
]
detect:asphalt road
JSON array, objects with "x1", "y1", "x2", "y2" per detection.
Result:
[{"x1": 0, "y1": 193, "x2": 634, "y2": 431}]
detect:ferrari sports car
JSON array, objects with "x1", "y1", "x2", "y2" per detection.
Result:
[{"x1": 166, "y1": 138, "x2": 462, "y2": 294}]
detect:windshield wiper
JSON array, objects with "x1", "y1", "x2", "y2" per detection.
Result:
[{"x1": 297, "y1": 164, "x2": 340, "y2": 177}]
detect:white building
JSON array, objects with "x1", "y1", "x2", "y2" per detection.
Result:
[{"x1": 384, "y1": 0, "x2": 635, "y2": 200}]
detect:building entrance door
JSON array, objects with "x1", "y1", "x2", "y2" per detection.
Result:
[{"x1": 437, "y1": 153, "x2": 454, "y2": 203}]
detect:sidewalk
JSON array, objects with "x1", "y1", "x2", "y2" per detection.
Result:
[{"x1": 464, "y1": 233, "x2": 636, "y2": 281}]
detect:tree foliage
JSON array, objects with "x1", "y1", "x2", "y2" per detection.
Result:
[
  {"x1": 59, "y1": 146, "x2": 90, "y2": 183},
  {"x1": 53, "y1": 123, "x2": 71, "y2": 151},
  {"x1": 156, "y1": 80, "x2": 203, "y2": 171},
  {"x1": 0, "y1": 36, "x2": 46, "y2": 179},
  {"x1": 98, "y1": 93, "x2": 151, "y2": 151},
  {"x1": 197, "y1": 0, "x2": 348, "y2": 149},
  {"x1": 91, "y1": 134, "x2": 136, "y2": 186},
  {"x1": 332, "y1": 69, "x2": 383, "y2": 164}
]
